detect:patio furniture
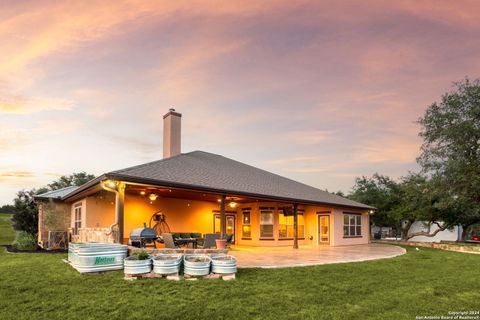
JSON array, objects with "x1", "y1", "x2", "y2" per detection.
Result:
[
  {"x1": 197, "y1": 233, "x2": 219, "y2": 249},
  {"x1": 162, "y1": 233, "x2": 180, "y2": 249},
  {"x1": 175, "y1": 237, "x2": 198, "y2": 248},
  {"x1": 226, "y1": 234, "x2": 233, "y2": 247}
]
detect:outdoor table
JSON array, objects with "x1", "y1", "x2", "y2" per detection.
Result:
[{"x1": 176, "y1": 238, "x2": 198, "y2": 248}]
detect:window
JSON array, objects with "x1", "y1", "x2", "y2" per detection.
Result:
[
  {"x1": 343, "y1": 213, "x2": 362, "y2": 237},
  {"x1": 279, "y1": 209, "x2": 305, "y2": 238},
  {"x1": 242, "y1": 210, "x2": 251, "y2": 239},
  {"x1": 259, "y1": 208, "x2": 274, "y2": 238},
  {"x1": 73, "y1": 203, "x2": 82, "y2": 235}
]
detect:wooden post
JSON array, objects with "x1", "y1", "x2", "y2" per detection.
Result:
[
  {"x1": 293, "y1": 203, "x2": 299, "y2": 249},
  {"x1": 115, "y1": 183, "x2": 125, "y2": 244},
  {"x1": 220, "y1": 194, "x2": 226, "y2": 239}
]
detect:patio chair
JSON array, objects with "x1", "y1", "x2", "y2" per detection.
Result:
[
  {"x1": 226, "y1": 234, "x2": 233, "y2": 247},
  {"x1": 162, "y1": 233, "x2": 179, "y2": 249},
  {"x1": 197, "y1": 233, "x2": 219, "y2": 249}
]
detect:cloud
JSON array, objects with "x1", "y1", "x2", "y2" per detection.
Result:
[
  {"x1": 0, "y1": 171, "x2": 35, "y2": 178},
  {"x1": 1, "y1": 0, "x2": 479, "y2": 203},
  {"x1": 282, "y1": 130, "x2": 335, "y2": 144},
  {"x1": 0, "y1": 91, "x2": 73, "y2": 114}
]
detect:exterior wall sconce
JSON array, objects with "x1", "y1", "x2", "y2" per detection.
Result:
[
  {"x1": 149, "y1": 193, "x2": 158, "y2": 201},
  {"x1": 105, "y1": 180, "x2": 118, "y2": 189}
]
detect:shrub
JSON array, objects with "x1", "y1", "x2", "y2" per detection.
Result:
[
  {"x1": 132, "y1": 251, "x2": 150, "y2": 260},
  {"x1": 13, "y1": 231, "x2": 37, "y2": 251}
]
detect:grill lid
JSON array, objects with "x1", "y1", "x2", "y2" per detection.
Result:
[{"x1": 129, "y1": 223, "x2": 157, "y2": 239}]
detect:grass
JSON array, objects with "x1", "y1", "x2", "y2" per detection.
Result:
[
  {"x1": 0, "y1": 218, "x2": 479, "y2": 320},
  {"x1": 0, "y1": 213, "x2": 14, "y2": 245}
]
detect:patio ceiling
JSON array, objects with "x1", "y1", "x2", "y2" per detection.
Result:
[{"x1": 125, "y1": 184, "x2": 276, "y2": 205}]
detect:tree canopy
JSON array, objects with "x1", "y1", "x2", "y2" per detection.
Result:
[
  {"x1": 47, "y1": 172, "x2": 95, "y2": 190},
  {"x1": 418, "y1": 78, "x2": 480, "y2": 238},
  {"x1": 11, "y1": 172, "x2": 95, "y2": 235},
  {"x1": 349, "y1": 78, "x2": 480, "y2": 240}
]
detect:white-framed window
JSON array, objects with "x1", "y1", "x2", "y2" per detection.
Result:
[
  {"x1": 73, "y1": 203, "x2": 82, "y2": 235},
  {"x1": 242, "y1": 209, "x2": 251, "y2": 239},
  {"x1": 343, "y1": 213, "x2": 362, "y2": 237},
  {"x1": 279, "y1": 209, "x2": 305, "y2": 238},
  {"x1": 259, "y1": 207, "x2": 274, "y2": 239}
]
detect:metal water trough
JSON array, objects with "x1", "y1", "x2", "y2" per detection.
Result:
[
  {"x1": 211, "y1": 254, "x2": 237, "y2": 274},
  {"x1": 68, "y1": 242, "x2": 128, "y2": 273},
  {"x1": 183, "y1": 255, "x2": 212, "y2": 276},
  {"x1": 124, "y1": 256, "x2": 152, "y2": 275},
  {"x1": 153, "y1": 254, "x2": 183, "y2": 275}
]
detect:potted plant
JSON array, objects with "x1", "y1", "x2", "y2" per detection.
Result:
[
  {"x1": 124, "y1": 250, "x2": 152, "y2": 275},
  {"x1": 215, "y1": 234, "x2": 227, "y2": 249}
]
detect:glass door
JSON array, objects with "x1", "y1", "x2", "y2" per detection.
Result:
[
  {"x1": 214, "y1": 214, "x2": 236, "y2": 243},
  {"x1": 318, "y1": 215, "x2": 330, "y2": 245}
]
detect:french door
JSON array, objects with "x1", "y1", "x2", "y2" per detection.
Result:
[
  {"x1": 214, "y1": 214, "x2": 236, "y2": 244},
  {"x1": 318, "y1": 215, "x2": 330, "y2": 245}
]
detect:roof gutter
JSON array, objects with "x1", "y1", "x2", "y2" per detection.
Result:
[{"x1": 61, "y1": 175, "x2": 106, "y2": 201}]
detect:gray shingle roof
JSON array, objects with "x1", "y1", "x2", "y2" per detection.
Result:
[
  {"x1": 35, "y1": 186, "x2": 79, "y2": 200},
  {"x1": 107, "y1": 151, "x2": 372, "y2": 209}
]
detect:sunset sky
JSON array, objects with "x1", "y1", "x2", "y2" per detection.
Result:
[{"x1": 1, "y1": 1, "x2": 480, "y2": 204}]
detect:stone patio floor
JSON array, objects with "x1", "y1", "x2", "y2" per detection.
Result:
[{"x1": 229, "y1": 243, "x2": 406, "y2": 268}]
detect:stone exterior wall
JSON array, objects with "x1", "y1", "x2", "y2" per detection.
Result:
[
  {"x1": 37, "y1": 201, "x2": 71, "y2": 248},
  {"x1": 129, "y1": 247, "x2": 228, "y2": 256},
  {"x1": 374, "y1": 240, "x2": 480, "y2": 254},
  {"x1": 70, "y1": 227, "x2": 116, "y2": 243}
]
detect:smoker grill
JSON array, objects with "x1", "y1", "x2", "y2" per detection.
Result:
[{"x1": 128, "y1": 223, "x2": 158, "y2": 248}]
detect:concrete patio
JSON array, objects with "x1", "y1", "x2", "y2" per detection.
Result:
[{"x1": 230, "y1": 243, "x2": 406, "y2": 268}]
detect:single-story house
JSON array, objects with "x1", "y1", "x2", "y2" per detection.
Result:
[{"x1": 35, "y1": 109, "x2": 374, "y2": 249}]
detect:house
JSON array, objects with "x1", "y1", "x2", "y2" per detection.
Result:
[
  {"x1": 406, "y1": 221, "x2": 462, "y2": 243},
  {"x1": 371, "y1": 222, "x2": 462, "y2": 242},
  {"x1": 35, "y1": 109, "x2": 374, "y2": 249}
]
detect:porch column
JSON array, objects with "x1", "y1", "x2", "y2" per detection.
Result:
[
  {"x1": 220, "y1": 194, "x2": 226, "y2": 239},
  {"x1": 293, "y1": 203, "x2": 299, "y2": 249},
  {"x1": 115, "y1": 183, "x2": 125, "y2": 244}
]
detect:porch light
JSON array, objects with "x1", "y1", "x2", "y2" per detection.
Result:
[
  {"x1": 149, "y1": 193, "x2": 158, "y2": 201},
  {"x1": 140, "y1": 191, "x2": 146, "y2": 196},
  {"x1": 228, "y1": 201, "x2": 237, "y2": 208},
  {"x1": 369, "y1": 210, "x2": 374, "y2": 214},
  {"x1": 105, "y1": 180, "x2": 117, "y2": 188}
]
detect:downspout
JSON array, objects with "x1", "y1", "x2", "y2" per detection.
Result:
[{"x1": 101, "y1": 180, "x2": 125, "y2": 244}]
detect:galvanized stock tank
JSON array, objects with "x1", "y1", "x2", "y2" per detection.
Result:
[
  {"x1": 183, "y1": 255, "x2": 212, "y2": 276},
  {"x1": 153, "y1": 254, "x2": 183, "y2": 275},
  {"x1": 68, "y1": 242, "x2": 128, "y2": 273},
  {"x1": 124, "y1": 256, "x2": 152, "y2": 275},
  {"x1": 211, "y1": 255, "x2": 237, "y2": 274}
]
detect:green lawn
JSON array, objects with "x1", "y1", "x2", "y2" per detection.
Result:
[
  {"x1": 0, "y1": 217, "x2": 479, "y2": 320},
  {"x1": 0, "y1": 213, "x2": 14, "y2": 245}
]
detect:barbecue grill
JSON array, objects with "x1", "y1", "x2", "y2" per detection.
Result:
[{"x1": 128, "y1": 223, "x2": 158, "y2": 248}]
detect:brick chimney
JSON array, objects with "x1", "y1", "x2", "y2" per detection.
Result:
[{"x1": 163, "y1": 108, "x2": 182, "y2": 158}]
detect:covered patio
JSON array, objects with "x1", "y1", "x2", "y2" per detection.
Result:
[{"x1": 230, "y1": 244, "x2": 406, "y2": 268}]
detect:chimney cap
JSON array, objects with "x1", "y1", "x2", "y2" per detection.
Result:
[{"x1": 163, "y1": 108, "x2": 182, "y2": 119}]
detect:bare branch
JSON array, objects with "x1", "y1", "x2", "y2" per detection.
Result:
[{"x1": 406, "y1": 221, "x2": 452, "y2": 240}]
